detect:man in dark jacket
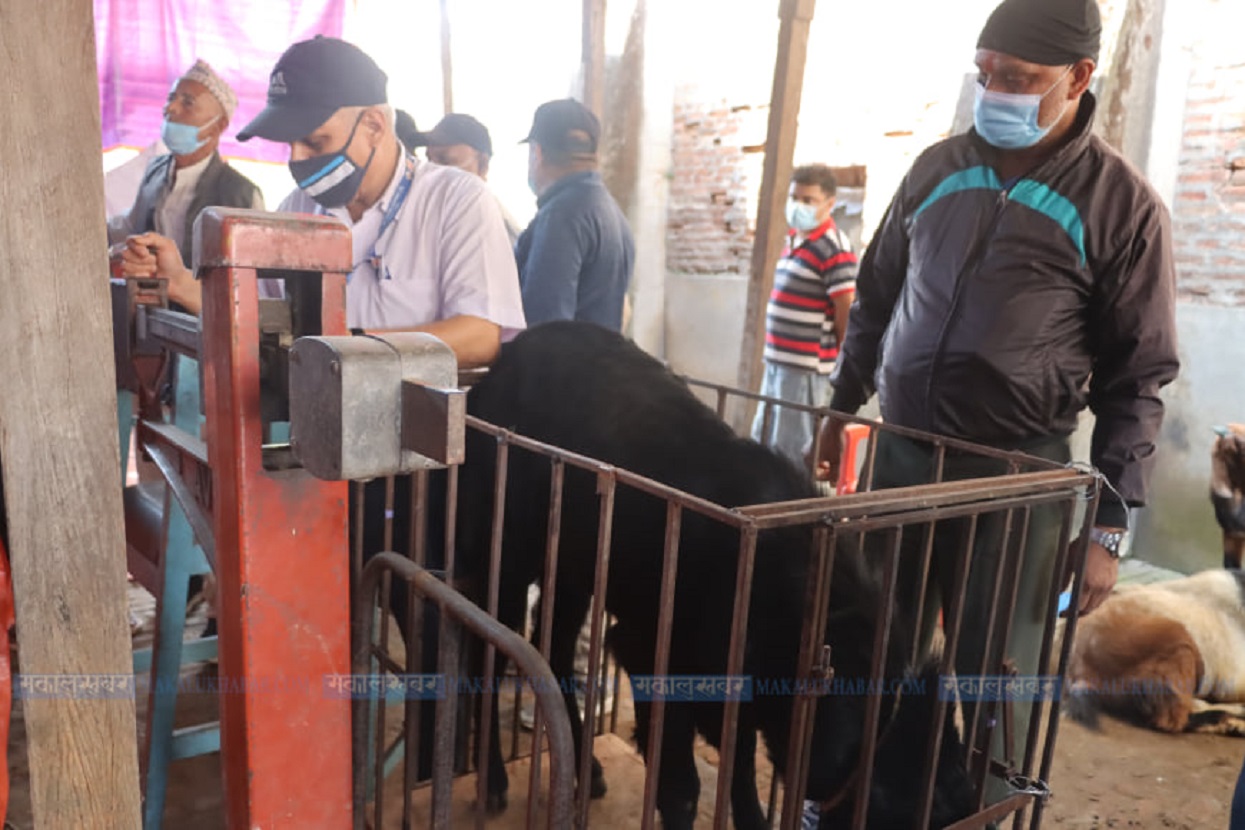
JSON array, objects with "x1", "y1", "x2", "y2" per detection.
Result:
[
  {"x1": 107, "y1": 59, "x2": 264, "y2": 270},
  {"x1": 516, "y1": 98, "x2": 634, "y2": 331},
  {"x1": 811, "y1": 0, "x2": 1178, "y2": 809}
]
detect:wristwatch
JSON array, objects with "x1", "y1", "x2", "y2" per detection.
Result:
[{"x1": 1088, "y1": 527, "x2": 1127, "y2": 559}]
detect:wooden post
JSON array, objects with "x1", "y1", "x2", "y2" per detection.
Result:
[
  {"x1": 582, "y1": 0, "x2": 607, "y2": 116},
  {"x1": 734, "y1": 0, "x2": 817, "y2": 429},
  {"x1": 1097, "y1": 0, "x2": 1166, "y2": 170},
  {"x1": 439, "y1": 0, "x2": 454, "y2": 114},
  {"x1": 0, "y1": 0, "x2": 144, "y2": 827}
]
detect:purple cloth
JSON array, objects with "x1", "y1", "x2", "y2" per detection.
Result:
[{"x1": 95, "y1": 0, "x2": 345, "y2": 162}]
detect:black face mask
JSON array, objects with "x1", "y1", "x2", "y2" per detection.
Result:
[{"x1": 288, "y1": 112, "x2": 376, "y2": 209}]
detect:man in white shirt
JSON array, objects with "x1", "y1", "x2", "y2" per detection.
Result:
[
  {"x1": 240, "y1": 36, "x2": 525, "y2": 367},
  {"x1": 107, "y1": 60, "x2": 263, "y2": 266}
]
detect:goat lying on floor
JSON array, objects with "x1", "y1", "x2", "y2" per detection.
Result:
[{"x1": 1064, "y1": 569, "x2": 1245, "y2": 736}]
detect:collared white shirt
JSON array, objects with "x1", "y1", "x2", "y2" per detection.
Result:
[{"x1": 278, "y1": 150, "x2": 526, "y2": 338}]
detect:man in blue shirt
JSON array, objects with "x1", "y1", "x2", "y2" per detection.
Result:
[{"x1": 516, "y1": 98, "x2": 634, "y2": 331}]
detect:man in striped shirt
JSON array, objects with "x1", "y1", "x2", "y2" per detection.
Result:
[{"x1": 751, "y1": 164, "x2": 858, "y2": 469}]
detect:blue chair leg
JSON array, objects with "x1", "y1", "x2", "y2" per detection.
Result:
[
  {"x1": 117, "y1": 392, "x2": 133, "y2": 487},
  {"x1": 133, "y1": 356, "x2": 218, "y2": 830},
  {"x1": 141, "y1": 495, "x2": 195, "y2": 830}
]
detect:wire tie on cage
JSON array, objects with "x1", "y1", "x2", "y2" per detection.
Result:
[
  {"x1": 1063, "y1": 460, "x2": 1128, "y2": 516},
  {"x1": 1005, "y1": 773, "x2": 1052, "y2": 802}
]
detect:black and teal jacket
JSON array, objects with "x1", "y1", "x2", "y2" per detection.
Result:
[{"x1": 831, "y1": 94, "x2": 1179, "y2": 526}]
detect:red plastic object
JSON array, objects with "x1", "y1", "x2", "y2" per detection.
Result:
[
  {"x1": 0, "y1": 536, "x2": 13, "y2": 823},
  {"x1": 836, "y1": 423, "x2": 871, "y2": 495}
]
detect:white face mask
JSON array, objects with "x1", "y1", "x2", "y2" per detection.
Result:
[{"x1": 785, "y1": 199, "x2": 822, "y2": 233}]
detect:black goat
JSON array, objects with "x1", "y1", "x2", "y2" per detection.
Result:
[{"x1": 458, "y1": 321, "x2": 973, "y2": 829}]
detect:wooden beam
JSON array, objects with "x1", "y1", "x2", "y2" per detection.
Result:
[
  {"x1": 1097, "y1": 0, "x2": 1166, "y2": 170},
  {"x1": 439, "y1": 0, "x2": 454, "y2": 114},
  {"x1": 582, "y1": 0, "x2": 607, "y2": 116},
  {"x1": 734, "y1": 0, "x2": 817, "y2": 428},
  {"x1": 0, "y1": 0, "x2": 143, "y2": 827}
]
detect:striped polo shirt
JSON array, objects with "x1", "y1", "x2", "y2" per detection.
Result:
[{"x1": 763, "y1": 218, "x2": 858, "y2": 373}]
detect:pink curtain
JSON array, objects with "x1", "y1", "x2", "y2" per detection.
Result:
[{"x1": 95, "y1": 0, "x2": 346, "y2": 162}]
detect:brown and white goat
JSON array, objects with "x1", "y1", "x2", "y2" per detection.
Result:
[
  {"x1": 1064, "y1": 569, "x2": 1245, "y2": 736},
  {"x1": 1213, "y1": 424, "x2": 1245, "y2": 570}
]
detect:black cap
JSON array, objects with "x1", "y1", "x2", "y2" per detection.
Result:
[
  {"x1": 415, "y1": 113, "x2": 493, "y2": 156},
  {"x1": 522, "y1": 98, "x2": 599, "y2": 155},
  {"x1": 238, "y1": 36, "x2": 388, "y2": 143},
  {"x1": 977, "y1": 0, "x2": 1101, "y2": 66},
  {"x1": 395, "y1": 109, "x2": 420, "y2": 154}
]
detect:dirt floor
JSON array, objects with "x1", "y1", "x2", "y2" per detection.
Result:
[
  {"x1": 4, "y1": 667, "x2": 1242, "y2": 828},
  {"x1": 1042, "y1": 714, "x2": 1244, "y2": 829},
  {"x1": 1, "y1": 584, "x2": 1242, "y2": 828}
]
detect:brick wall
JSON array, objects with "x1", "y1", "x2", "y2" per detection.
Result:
[
  {"x1": 666, "y1": 91, "x2": 766, "y2": 275},
  {"x1": 1171, "y1": 63, "x2": 1245, "y2": 307}
]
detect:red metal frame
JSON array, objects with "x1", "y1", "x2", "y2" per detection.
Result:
[
  {"x1": 0, "y1": 535, "x2": 12, "y2": 824},
  {"x1": 198, "y1": 209, "x2": 353, "y2": 828}
]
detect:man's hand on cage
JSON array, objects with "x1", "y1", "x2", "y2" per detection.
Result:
[
  {"x1": 811, "y1": 415, "x2": 846, "y2": 482},
  {"x1": 1070, "y1": 541, "x2": 1118, "y2": 615}
]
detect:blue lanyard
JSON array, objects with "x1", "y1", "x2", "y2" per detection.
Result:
[{"x1": 351, "y1": 153, "x2": 415, "y2": 283}]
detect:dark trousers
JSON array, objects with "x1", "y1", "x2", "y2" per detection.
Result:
[{"x1": 870, "y1": 431, "x2": 1072, "y2": 802}]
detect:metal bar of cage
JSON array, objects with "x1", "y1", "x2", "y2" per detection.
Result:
[
  {"x1": 639, "y1": 503, "x2": 683, "y2": 830},
  {"x1": 352, "y1": 554, "x2": 577, "y2": 830}
]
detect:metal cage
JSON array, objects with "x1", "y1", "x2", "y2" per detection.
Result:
[{"x1": 349, "y1": 377, "x2": 1100, "y2": 830}]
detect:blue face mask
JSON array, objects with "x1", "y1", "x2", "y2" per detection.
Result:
[
  {"x1": 161, "y1": 117, "x2": 216, "y2": 157},
  {"x1": 785, "y1": 199, "x2": 823, "y2": 233},
  {"x1": 973, "y1": 67, "x2": 1072, "y2": 150},
  {"x1": 289, "y1": 112, "x2": 375, "y2": 209}
]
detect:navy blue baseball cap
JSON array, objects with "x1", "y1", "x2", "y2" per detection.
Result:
[
  {"x1": 416, "y1": 113, "x2": 494, "y2": 156},
  {"x1": 238, "y1": 37, "x2": 388, "y2": 143},
  {"x1": 522, "y1": 98, "x2": 600, "y2": 155}
]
